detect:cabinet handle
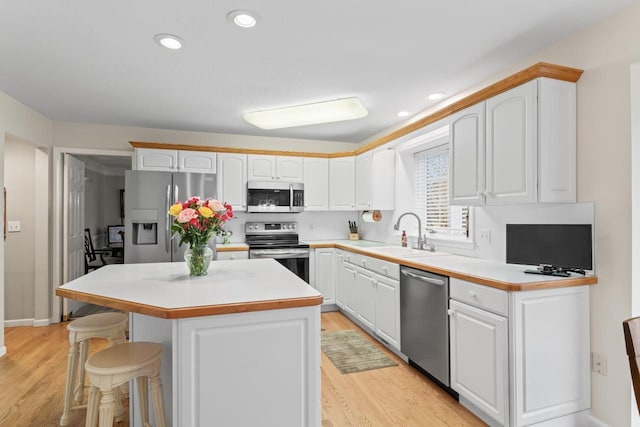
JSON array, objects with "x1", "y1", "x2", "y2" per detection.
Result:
[
  {"x1": 382, "y1": 266, "x2": 388, "y2": 272},
  {"x1": 447, "y1": 309, "x2": 454, "y2": 316},
  {"x1": 469, "y1": 291, "x2": 478, "y2": 300}
]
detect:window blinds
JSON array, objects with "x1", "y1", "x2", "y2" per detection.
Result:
[{"x1": 415, "y1": 145, "x2": 469, "y2": 238}]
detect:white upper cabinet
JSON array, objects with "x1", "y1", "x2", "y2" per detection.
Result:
[
  {"x1": 450, "y1": 78, "x2": 576, "y2": 206},
  {"x1": 135, "y1": 148, "x2": 216, "y2": 173},
  {"x1": 216, "y1": 153, "x2": 247, "y2": 211},
  {"x1": 485, "y1": 80, "x2": 537, "y2": 205},
  {"x1": 135, "y1": 148, "x2": 178, "y2": 171},
  {"x1": 247, "y1": 155, "x2": 303, "y2": 182},
  {"x1": 303, "y1": 157, "x2": 329, "y2": 211},
  {"x1": 356, "y1": 150, "x2": 396, "y2": 211},
  {"x1": 178, "y1": 151, "x2": 217, "y2": 173},
  {"x1": 449, "y1": 103, "x2": 486, "y2": 206},
  {"x1": 329, "y1": 157, "x2": 356, "y2": 210}
]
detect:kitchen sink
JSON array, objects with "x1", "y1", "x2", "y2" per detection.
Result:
[{"x1": 367, "y1": 246, "x2": 447, "y2": 257}]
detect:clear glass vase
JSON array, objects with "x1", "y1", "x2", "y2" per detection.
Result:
[{"x1": 184, "y1": 243, "x2": 215, "y2": 276}]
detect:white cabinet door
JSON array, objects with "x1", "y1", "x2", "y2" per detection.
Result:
[
  {"x1": 537, "y1": 78, "x2": 576, "y2": 202},
  {"x1": 216, "y1": 251, "x2": 249, "y2": 261},
  {"x1": 355, "y1": 152, "x2": 372, "y2": 210},
  {"x1": 342, "y1": 262, "x2": 357, "y2": 316},
  {"x1": 329, "y1": 157, "x2": 356, "y2": 210},
  {"x1": 450, "y1": 103, "x2": 486, "y2": 206},
  {"x1": 303, "y1": 158, "x2": 329, "y2": 210},
  {"x1": 355, "y1": 266, "x2": 376, "y2": 330},
  {"x1": 135, "y1": 148, "x2": 178, "y2": 171},
  {"x1": 449, "y1": 300, "x2": 508, "y2": 427},
  {"x1": 374, "y1": 273, "x2": 400, "y2": 350},
  {"x1": 178, "y1": 151, "x2": 216, "y2": 173},
  {"x1": 334, "y1": 251, "x2": 345, "y2": 309},
  {"x1": 277, "y1": 157, "x2": 303, "y2": 181},
  {"x1": 247, "y1": 155, "x2": 276, "y2": 180},
  {"x1": 371, "y1": 150, "x2": 395, "y2": 210},
  {"x1": 216, "y1": 153, "x2": 247, "y2": 211},
  {"x1": 314, "y1": 248, "x2": 335, "y2": 305},
  {"x1": 485, "y1": 80, "x2": 537, "y2": 205}
]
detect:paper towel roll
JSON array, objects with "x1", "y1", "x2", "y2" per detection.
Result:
[{"x1": 361, "y1": 210, "x2": 382, "y2": 223}]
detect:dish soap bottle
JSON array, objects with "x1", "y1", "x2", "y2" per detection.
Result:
[{"x1": 401, "y1": 230, "x2": 407, "y2": 247}]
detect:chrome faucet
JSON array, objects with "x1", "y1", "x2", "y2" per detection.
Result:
[{"x1": 393, "y1": 212, "x2": 431, "y2": 251}]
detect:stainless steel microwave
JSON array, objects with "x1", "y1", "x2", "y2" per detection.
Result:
[{"x1": 247, "y1": 181, "x2": 304, "y2": 213}]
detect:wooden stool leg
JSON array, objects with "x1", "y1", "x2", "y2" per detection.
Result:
[
  {"x1": 137, "y1": 376, "x2": 150, "y2": 426},
  {"x1": 85, "y1": 385, "x2": 100, "y2": 427},
  {"x1": 98, "y1": 389, "x2": 116, "y2": 427},
  {"x1": 114, "y1": 384, "x2": 124, "y2": 422},
  {"x1": 74, "y1": 339, "x2": 89, "y2": 404},
  {"x1": 150, "y1": 375, "x2": 167, "y2": 427},
  {"x1": 60, "y1": 341, "x2": 79, "y2": 426},
  {"x1": 110, "y1": 335, "x2": 130, "y2": 399}
]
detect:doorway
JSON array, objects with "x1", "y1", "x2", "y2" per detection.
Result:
[{"x1": 52, "y1": 148, "x2": 132, "y2": 322}]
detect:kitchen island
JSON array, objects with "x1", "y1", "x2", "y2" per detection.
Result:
[{"x1": 56, "y1": 258, "x2": 323, "y2": 427}]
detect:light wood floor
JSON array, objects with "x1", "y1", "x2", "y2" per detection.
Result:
[{"x1": 0, "y1": 312, "x2": 485, "y2": 426}]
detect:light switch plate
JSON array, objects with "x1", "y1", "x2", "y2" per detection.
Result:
[{"x1": 7, "y1": 221, "x2": 21, "y2": 232}]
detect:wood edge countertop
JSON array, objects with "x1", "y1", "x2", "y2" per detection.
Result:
[
  {"x1": 55, "y1": 287, "x2": 323, "y2": 319},
  {"x1": 217, "y1": 244, "x2": 249, "y2": 252},
  {"x1": 309, "y1": 242, "x2": 597, "y2": 292}
]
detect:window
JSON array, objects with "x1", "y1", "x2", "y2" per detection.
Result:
[{"x1": 415, "y1": 145, "x2": 469, "y2": 239}]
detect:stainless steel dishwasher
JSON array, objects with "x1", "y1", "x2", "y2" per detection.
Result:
[{"x1": 400, "y1": 266, "x2": 450, "y2": 388}]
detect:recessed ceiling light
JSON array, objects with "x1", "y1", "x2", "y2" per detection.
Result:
[
  {"x1": 397, "y1": 111, "x2": 410, "y2": 117},
  {"x1": 153, "y1": 33, "x2": 183, "y2": 50},
  {"x1": 227, "y1": 10, "x2": 260, "y2": 28},
  {"x1": 428, "y1": 92, "x2": 446, "y2": 101},
  {"x1": 243, "y1": 97, "x2": 368, "y2": 130}
]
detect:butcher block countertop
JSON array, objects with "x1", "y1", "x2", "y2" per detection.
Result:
[
  {"x1": 305, "y1": 240, "x2": 597, "y2": 292},
  {"x1": 56, "y1": 258, "x2": 322, "y2": 319}
]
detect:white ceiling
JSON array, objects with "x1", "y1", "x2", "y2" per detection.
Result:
[{"x1": 0, "y1": 1, "x2": 636, "y2": 144}]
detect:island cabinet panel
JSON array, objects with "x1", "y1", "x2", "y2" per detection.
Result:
[{"x1": 176, "y1": 306, "x2": 321, "y2": 427}]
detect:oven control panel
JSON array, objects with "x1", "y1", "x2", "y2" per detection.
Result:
[{"x1": 245, "y1": 222, "x2": 298, "y2": 234}]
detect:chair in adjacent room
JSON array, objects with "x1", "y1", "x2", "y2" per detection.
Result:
[
  {"x1": 84, "y1": 228, "x2": 118, "y2": 274},
  {"x1": 623, "y1": 316, "x2": 640, "y2": 414}
]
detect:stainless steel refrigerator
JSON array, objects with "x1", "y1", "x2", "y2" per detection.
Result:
[{"x1": 124, "y1": 170, "x2": 217, "y2": 264}]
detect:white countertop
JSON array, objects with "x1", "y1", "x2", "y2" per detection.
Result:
[
  {"x1": 57, "y1": 258, "x2": 322, "y2": 318},
  {"x1": 305, "y1": 239, "x2": 596, "y2": 291}
]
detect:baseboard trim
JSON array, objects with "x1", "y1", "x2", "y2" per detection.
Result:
[
  {"x1": 33, "y1": 318, "x2": 51, "y2": 327},
  {"x1": 4, "y1": 318, "x2": 36, "y2": 327},
  {"x1": 589, "y1": 414, "x2": 610, "y2": 427},
  {"x1": 0, "y1": 346, "x2": 6, "y2": 358}
]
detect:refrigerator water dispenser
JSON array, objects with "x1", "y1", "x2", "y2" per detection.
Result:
[{"x1": 133, "y1": 223, "x2": 157, "y2": 245}]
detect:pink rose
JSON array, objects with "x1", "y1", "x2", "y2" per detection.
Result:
[
  {"x1": 177, "y1": 208, "x2": 198, "y2": 223},
  {"x1": 209, "y1": 200, "x2": 226, "y2": 212}
]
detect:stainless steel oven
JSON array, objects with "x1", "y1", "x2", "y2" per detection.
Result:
[
  {"x1": 246, "y1": 222, "x2": 309, "y2": 283},
  {"x1": 247, "y1": 181, "x2": 304, "y2": 213}
]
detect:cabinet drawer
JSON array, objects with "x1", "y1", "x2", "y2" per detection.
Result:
[
  {"x1": 344, "y1": 252, "x2": 399, "y2": 280},
  {"x1": 450, "y1": 278, "x2": 508, "y2": 316}
]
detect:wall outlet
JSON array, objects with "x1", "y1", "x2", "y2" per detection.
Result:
[
  {"x1": 479, "y1": 229, "x2": 491, "y2": 243},
  {"x1": 7, "y1": 221, "x2": 21, "y2": 232},
  {"x1": 591, "y1": 352, "x2": 607, "y2": 375}
]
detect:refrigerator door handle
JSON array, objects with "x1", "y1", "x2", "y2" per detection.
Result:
[{"x1": 165, "y1": 184, "x2": 171, "y2": 254}]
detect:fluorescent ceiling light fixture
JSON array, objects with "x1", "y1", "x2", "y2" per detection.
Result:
[
  {"x1": 397, "y1": 111, "x2": 410, "y2": 117},
  {"x1": 244, "y1": 97, "x2": 368, "y2": 130},
  {"x1": 227, "y1": 10, "x2": 260, "y2": 28},
  {"x1": 428, "y1": 92, "x2": 446, "y2": 101},
  {"x1": 154, "y1": 33, "x2": 183, "y2": 50}
]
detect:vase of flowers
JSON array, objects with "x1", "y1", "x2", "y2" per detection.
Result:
[{"x1": 168, "y1": 197, "x2": 233, "y2": 276}]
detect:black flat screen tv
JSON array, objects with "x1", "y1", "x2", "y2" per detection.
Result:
[{"x1": 506, "y1": 224, "x2": 593, "y2": 270}]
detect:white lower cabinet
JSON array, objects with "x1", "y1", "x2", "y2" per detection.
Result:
[
  {"x1": 216, "y1": 250, "x2": 248, "y2": 261},
  {"x1": 334, "y1": 250, "x2": 400, "y2": 351},
  {"x1": 311, "y1": 248, "x2": 335, "y2": 305},
  {"x1": 449, "y1": 278, "x2": 590, "y2": 426},
  {"x1": 449, "y1": 299, "x2": 508, "y2": 427}
]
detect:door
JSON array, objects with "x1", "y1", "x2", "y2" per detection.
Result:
[
  {"x1": 276, "y1": 157, "x2": 303, "y2": 181},
  {"x1": 485, "y1": 80, "x2": 537, "y2": 204},
  {"x1": 248, "y1": 155, "x2": 276, "y2": 180},
  {"x1": 303, "y1": 158, "x2": 329, "y2": 210},
  {"x1": 178, "y1": 151, "x2": 216, "y2": 173},
  {"x1": 355, "y1": 266, "x2": 376, "y2": 330},
  {"x1": 62, "y1": 154, "x2": 85, "y2": 317},
  {"x1": 355, "y1": 152, "x2": 372, "y2": 210},
  {"x1": 217, "y1": 153, "x2": 247, "y2": 211},
  {"x1": 449, "y1": 300, "x2": 508, "y2": 426},
  {"x1": 314, "y1": 248, "x2": 334, "y2": 304},
  {"x1": 329, "y1": 157, "x2": 356, "y2": 210},
  {"x1": 450, "y1": 103, "x2": 486, "y2": 206},
  {"x1": 375, "y1": 274, "x2": 400, "y2": 349},
  {"x1": 172, "y1": 172, "x2": 217, "y2": 261}
]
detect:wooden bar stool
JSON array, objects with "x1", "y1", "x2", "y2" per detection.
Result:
[
  {"x1": 60, "y1": 312, "x2": 128, "y2": 426},
  {"x1": 85, "y1": 342, "x2": 166, "y2": 427}
]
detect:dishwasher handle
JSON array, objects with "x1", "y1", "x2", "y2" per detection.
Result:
[{"x1": 400, "y1": 269, "x2": 445, "y2": 286}]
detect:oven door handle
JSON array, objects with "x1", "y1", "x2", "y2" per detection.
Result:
[{"x1": 251, "y1": 249, "x2": 309, "y2": 259}]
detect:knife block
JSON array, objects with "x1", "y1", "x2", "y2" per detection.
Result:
[{"x1": 349, "y1": 232, "x2": 360, "y2": 241}]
